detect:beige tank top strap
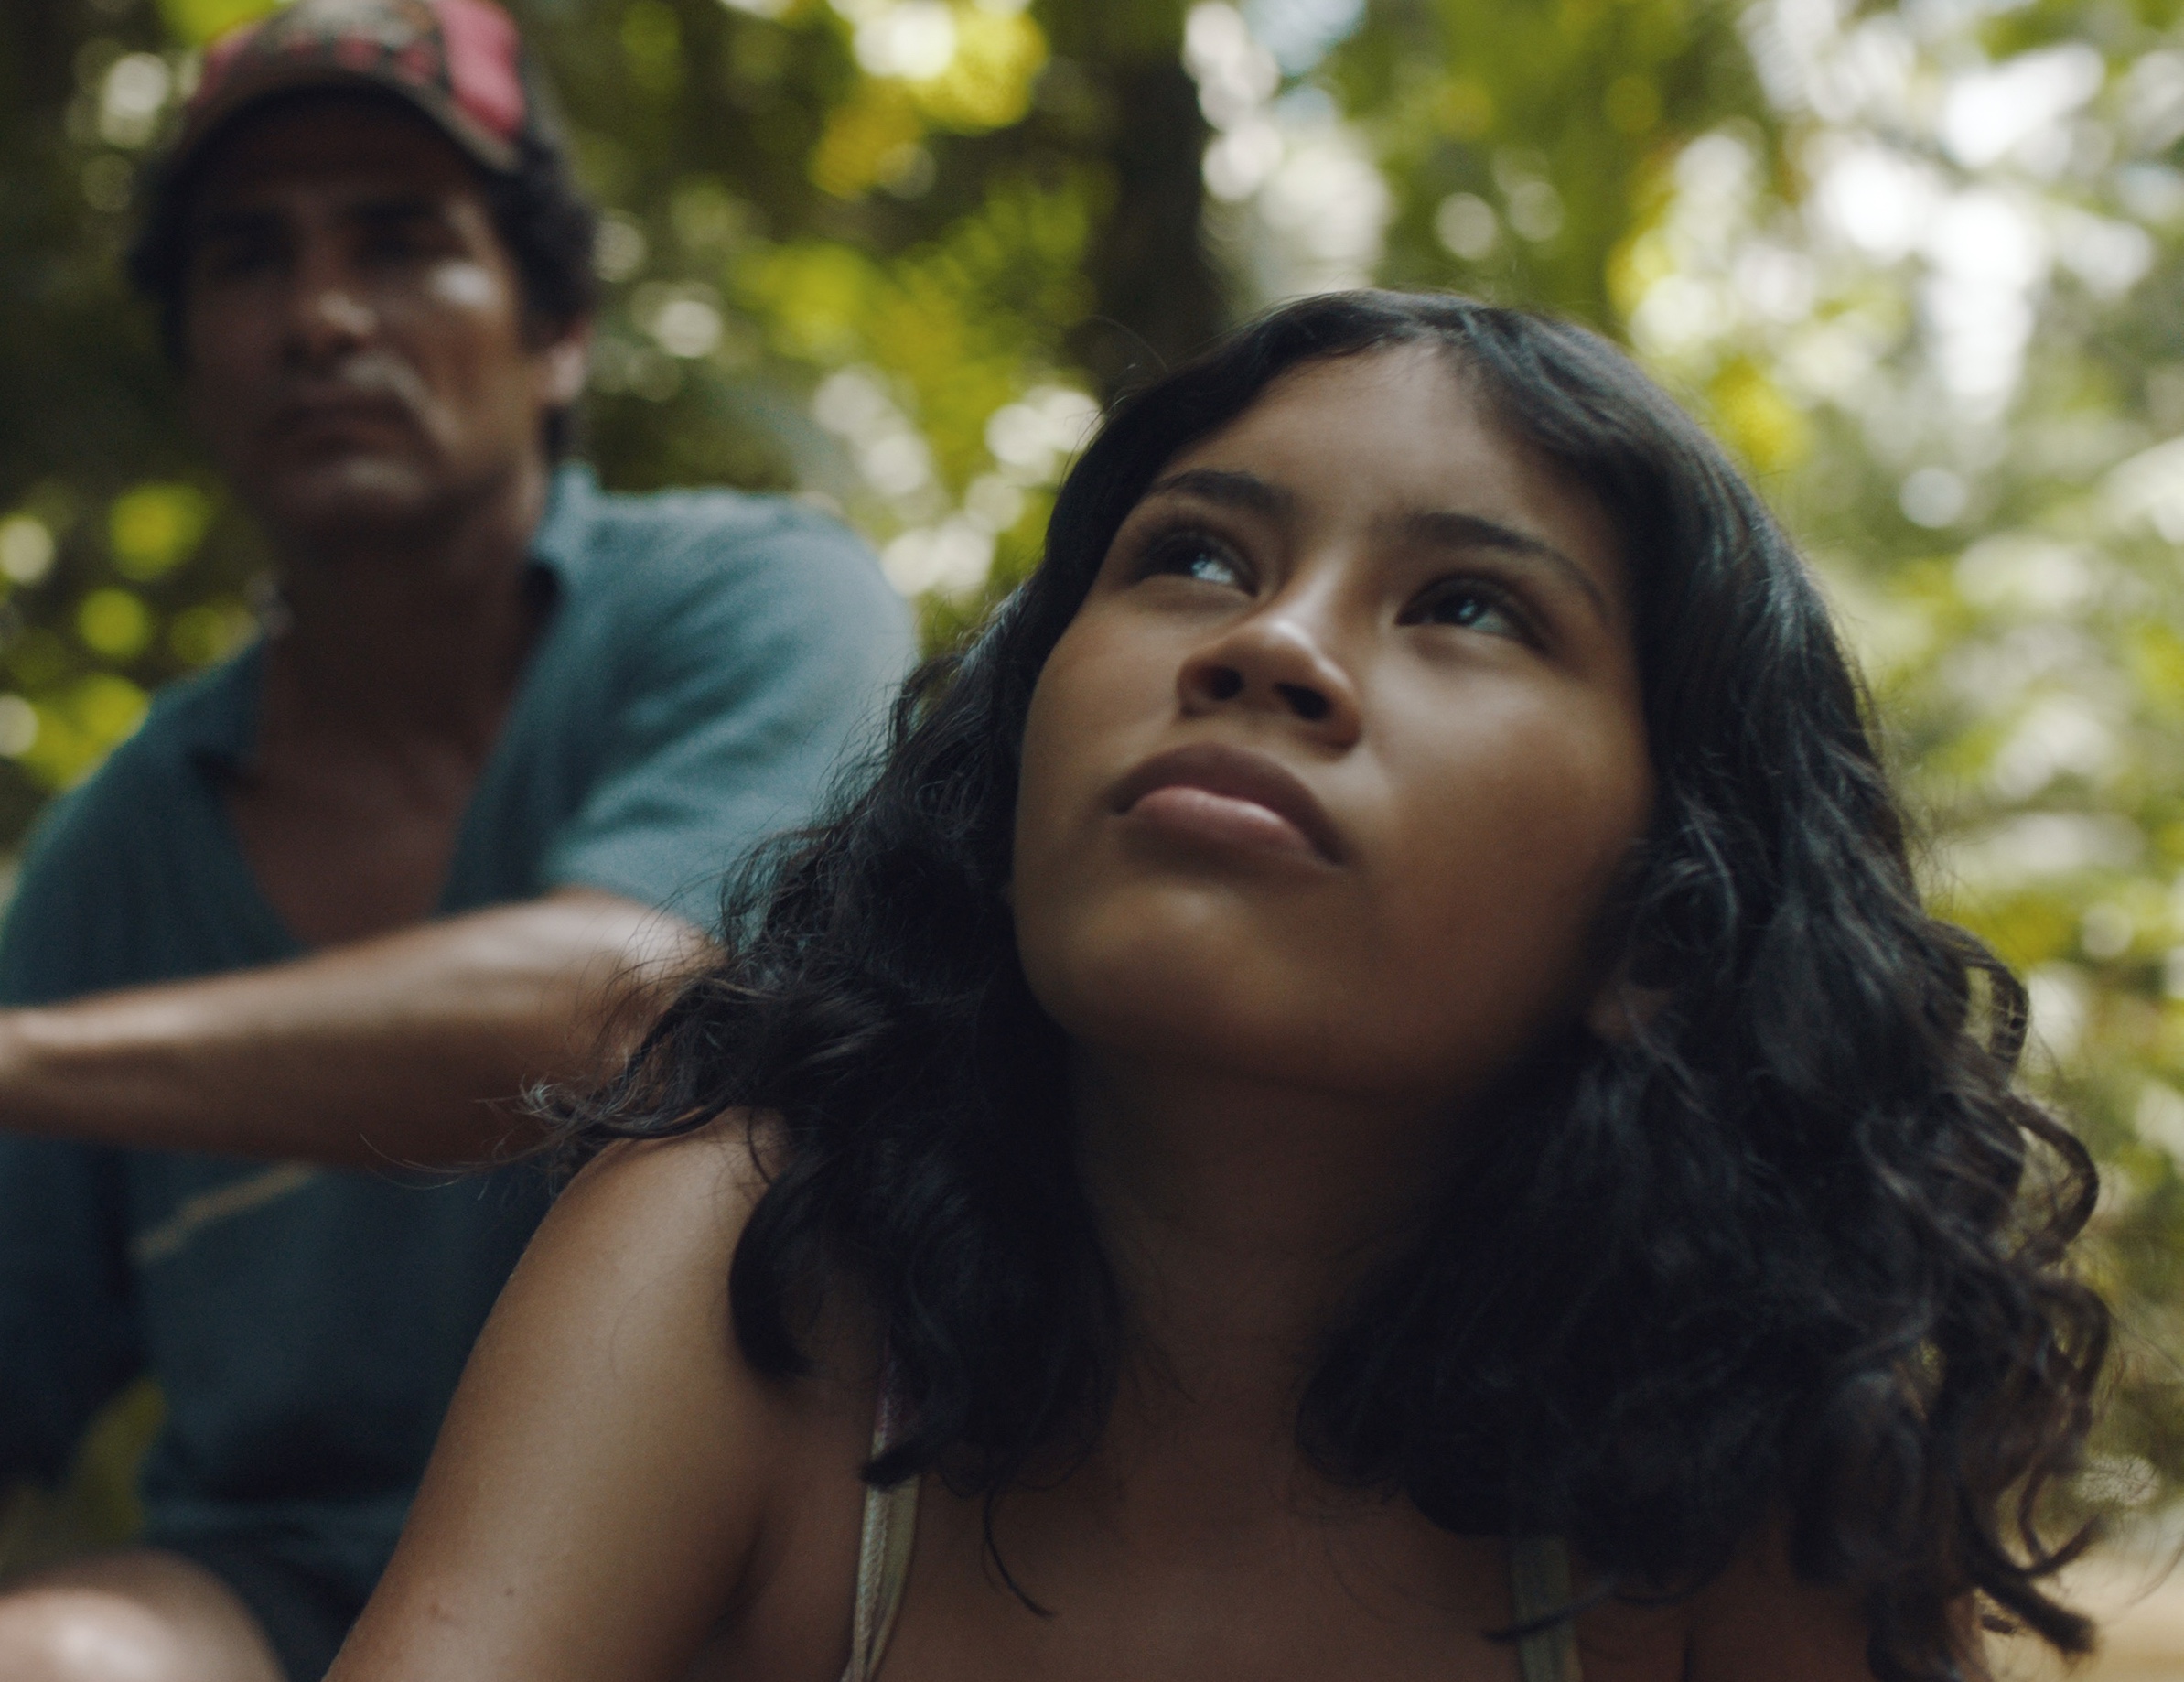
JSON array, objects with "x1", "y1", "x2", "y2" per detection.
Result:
[
  {"x1": 841, "y1": 1366, "x2": 1582, "y2": 1682},
  {"x1": 841, "y1": 1369, "x2": 920, "y2": 1682},
  {"x1": 1509, "y1": 1533, "x2": 1586, "y2": 1681}
]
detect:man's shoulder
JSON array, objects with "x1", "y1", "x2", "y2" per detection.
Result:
[
  {"x1": 565, "y1": 475, "x2": 866, "y2": 563},
  {"x1": 0, "y1": 652, "x2": 258, "y2": 991},
  {"x1": 18, "y1": 652, "x2": 251, "y2": 867},
  {"x1": 553, "y1": 475, "x2": 890, "y2": 611}
]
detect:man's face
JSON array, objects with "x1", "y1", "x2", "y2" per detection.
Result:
[{"x1": 180, "y1": 92, "x2": 586, "y2": 544}]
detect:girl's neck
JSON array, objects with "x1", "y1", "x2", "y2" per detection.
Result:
[{"x1": 1072, "y1": 1050, "x2": 1453, "y2": 1435}]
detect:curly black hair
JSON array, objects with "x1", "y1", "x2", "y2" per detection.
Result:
[
  {"x1": 126, "y1": 86, "x2": 599, "y2": 457},
  {"x1": 556, "y1": 290, "x2": 2107, "y2": 1682}
]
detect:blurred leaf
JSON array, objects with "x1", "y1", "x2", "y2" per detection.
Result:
[
  {"x1": 76, "y1": 589, "x2": 153, "y2": 662},
  {"x1": 156, "y1": 0, "x2": 279, "y2": 48},
  {"x1": 109, "y1": 482, "x2": 211, "y2": 582},
  {"x1": 0, "y1": 1378, "x2": 162, "y2": 1571},
  {"x1": 16, "y1": 673, "x2": 147, "y2": 792},
  {"x1": 913, "y1": 8, "x2": 1048, "y2": 131}
]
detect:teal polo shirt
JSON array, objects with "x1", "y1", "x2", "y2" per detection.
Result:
[{"x1": 0, "y1": 465, "x2": 912, "y2": 1597}]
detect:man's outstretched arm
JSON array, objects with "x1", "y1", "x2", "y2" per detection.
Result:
[{"x1": 0, "y1": 886, "x2": 705, "y2": 1168}]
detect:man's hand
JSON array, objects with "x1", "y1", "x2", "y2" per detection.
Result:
[{"x1": 0, "y1": 887, "x2": 706, "y2": 1168}]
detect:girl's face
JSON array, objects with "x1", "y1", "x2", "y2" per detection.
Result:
[{"x1": 1011, "y1": 347, "x2": 1653, "y2": 1117}]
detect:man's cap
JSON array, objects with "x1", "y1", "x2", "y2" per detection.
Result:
[{"x1": 170, "y1": 0, "x2": 552, "y2": 178}]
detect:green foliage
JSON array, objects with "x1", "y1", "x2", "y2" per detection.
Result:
[
  {"x1": 1342, "y1": 0, "x2": 1770, "y2": 329},
  {"x1": 108, "y1": 482, "x2": 212, "y2": 581},
  {"x1": 156, "y1": 0, "x2": 276, "y2": 42},
  {"x1": 0, "y1": 1379, "x2": 162, "y2": 1575}
]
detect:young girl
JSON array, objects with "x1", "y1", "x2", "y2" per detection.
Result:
[{"x1": 329, "y1": 292, "x2": 2105, "y2": 1682}]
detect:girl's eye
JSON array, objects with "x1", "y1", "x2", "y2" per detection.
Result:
[
  {"x1": 1405, "y1": 580, "x2": 1528, "y2": 640},
  {"x1": 1141, "y1": 533, "x2": 1250, "y2": 591}
]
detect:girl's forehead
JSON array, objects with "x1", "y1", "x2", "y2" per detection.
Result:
[
  {"x1": 1155, "y1": 348, "x2": 1557, "y2": 514},
  {"x1": 1195, "y1": 343, "x2": 1479, "y2": 441}
]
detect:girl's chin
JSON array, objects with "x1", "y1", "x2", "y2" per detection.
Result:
[{"x1": 1046, "y1": 995, "x2": 1354, "y2": 1091}]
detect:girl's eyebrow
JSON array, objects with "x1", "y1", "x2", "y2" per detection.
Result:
[
  {"x1": 1393, "y1": 508, "x2": 1611, "y2": 623},
  {"x1": 1142, "y1": 467, "x2": 1293, "y2": 518}
]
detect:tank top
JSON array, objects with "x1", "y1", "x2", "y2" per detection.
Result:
[{"x1": 838, "y1": 1377, "x2": 1585, "y2": 1681}]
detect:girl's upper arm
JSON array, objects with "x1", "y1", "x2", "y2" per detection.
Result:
[{"x1": 328, "y1": 1120, "x2": 795, "y2": 1682}]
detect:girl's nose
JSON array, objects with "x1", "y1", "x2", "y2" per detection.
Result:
[{"x1": 1179, "y1": 610, "x2": 1361, "y2": 746}]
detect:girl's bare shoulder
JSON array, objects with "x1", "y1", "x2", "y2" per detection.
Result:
[{"x1": 330, "y1": 1115, "x2": 877, "y2": 1682}]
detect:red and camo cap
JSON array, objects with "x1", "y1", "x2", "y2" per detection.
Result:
[{"x1": 172, "y1": 0, "x2": 554, "y2": 177}]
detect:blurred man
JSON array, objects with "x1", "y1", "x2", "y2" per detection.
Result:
[{"x1": 0, "y1": 3, "x2": 912, "y2": 1678}]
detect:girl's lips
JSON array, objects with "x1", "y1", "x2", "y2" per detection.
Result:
[
  {"x1": 1126, "y1": 783, "x2": 1322, "y2": 860},
  {"x1": 1110, "y1": 743, "x2": 1342, "y2": 864}
]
